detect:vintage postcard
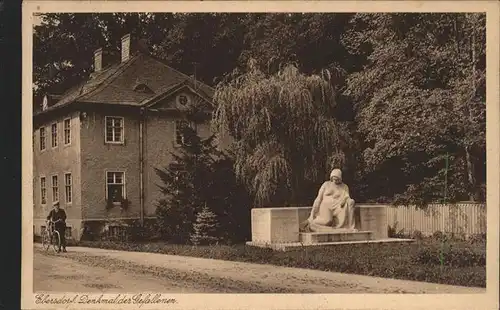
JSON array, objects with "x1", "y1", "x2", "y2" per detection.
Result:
[{"x1": 22, "y1": 1, "x2": 499, "y2": 309}]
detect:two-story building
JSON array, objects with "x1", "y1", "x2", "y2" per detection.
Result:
[{"x1": 33, "y1": 33, "x2": 226, "y2": 241}]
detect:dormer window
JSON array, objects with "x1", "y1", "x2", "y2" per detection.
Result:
[{"x1": 133, "y1": 83, "x2": 153, "y2": 94}]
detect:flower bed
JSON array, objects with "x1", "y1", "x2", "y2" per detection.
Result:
[{"x1": 76, "y1": 238, "x2": 486, "y2": 288}]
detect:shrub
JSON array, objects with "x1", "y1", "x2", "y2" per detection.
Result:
[
  {"x1": 415, "y1": 246, "x2": 486, "y2": 267},
  {"x1": 80, "y1": 221, "x2": 102, "y2": 241},
  {"x1": 128, "y1": 219, "x2": 160, "y2": 242},
  {"x1": 155, "y1": 199, "x2": 193, "y2": 243},
  {"x1": 432, "y1": 230, "x2": 445, "y2": 241},
  {"x1": 454, "y1": 231, "x2": 467, "y2": 241},
  {"x1": 387, "y1": 225, "x2": 396, "y2": 237},
  {"x1": 388, "y1": 224, "x2": 407, "y2": 239},
  {"x1": 468, "y1": 233, "x2": 486, "y2": 244},
  {"x1": 412, "y1": 230, "x2": 424, "y2": 240},
  {"x1": 190, "y1": 205, "x2": 221, "y2": 246}
]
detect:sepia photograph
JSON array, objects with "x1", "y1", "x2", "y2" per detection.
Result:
[{"x1": 22, "y1": 1, "x2": 499, "y2": 309}]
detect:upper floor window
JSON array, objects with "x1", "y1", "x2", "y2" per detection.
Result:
[
  {"x1": 175, "y1": 120, "x2": 196, "y2": 146},
  {"x1": 51, "y1": 123, "x2": 58, "y2": 148},
  {"x1": 63, "y1": 118, "x2": 71, "y2": 145},
  {"x1": 39, "y1": 127, "x2": 46, "y2": 151},
  {"x1": 105, "y1": 116, "x2": 124, "y2": 144}
]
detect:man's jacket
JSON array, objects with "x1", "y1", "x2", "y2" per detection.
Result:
[{"x1": 46, "y1": 208, "x2": 67, "y2": 227}]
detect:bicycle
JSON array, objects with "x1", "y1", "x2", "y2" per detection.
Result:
[{"x1": 42, "y1": 220, "x2": 61, "y2": 252}]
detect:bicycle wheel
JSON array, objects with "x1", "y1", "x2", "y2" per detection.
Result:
[
  {"x1": 52, "y1": 231, "x2": 61, "y2": 252},
  {"x1": 42, "y1": 231, "x2": 50, "y2": 251}
]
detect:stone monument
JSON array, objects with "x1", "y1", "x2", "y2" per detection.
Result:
[
  {"x1": 246, "y1": 168, "x2": 414, "y2": 251},
  {"x1": 300, "y1": 169, "x2": 356, "y2": 233}
]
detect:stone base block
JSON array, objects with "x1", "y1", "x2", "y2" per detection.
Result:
[
  {"x1": 299, "y1": 231, "x2": 373, "y2": 244},
  {"x1": 251, "y1": 207, "x2": 301, "y2": 243},
  {"x1": 358, "y1": 205, "x2": 388, "y2": 239}
]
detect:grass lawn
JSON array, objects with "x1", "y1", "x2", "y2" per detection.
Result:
[{"x1": 75, "y1": 238, "x2": 486, "y2": 288}]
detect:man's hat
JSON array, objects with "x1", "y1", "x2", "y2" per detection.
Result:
[{"x1": 53, "y1": 201, "x2": 60, "y2": 206}]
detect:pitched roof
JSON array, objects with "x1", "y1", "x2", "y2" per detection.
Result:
[
  {"x1": 36, "y1": 52, "x2": 215, "y2": 115},
  {"x1": 143, "y1": 79, "x2": 214, "y2": 108}
]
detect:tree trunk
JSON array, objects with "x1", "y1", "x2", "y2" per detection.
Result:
[
  {"x1": 465, "y1": 146, "x2": 475, "y2": 201},
  {"x1": 465, "y1": 16, "x2": 477, "y2": 201}
]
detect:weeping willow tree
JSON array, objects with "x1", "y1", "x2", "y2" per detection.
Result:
[{"x1": 212, "y1": 59, "x2": 351, "y2": 207}]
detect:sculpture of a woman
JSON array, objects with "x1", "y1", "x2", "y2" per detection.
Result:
[{"x1": 300, "y1": 169, "x2": 357, "y2": 232}]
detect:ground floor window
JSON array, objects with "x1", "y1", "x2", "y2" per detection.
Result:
[
  {"x1": 64, "y1": 173, "x2": 72, "y2": 204},
  {"x1": 106, "y1": 171, "x2": 125, "y2": 203},
  {"x1": 106, "y1": 225, "x2": 128, "y2": 241},
  {"x1": 65, "y1": 227, "x2": 72, "y2": 239},
  {"x1": 40, "y1": 177, "x2": 47, "y2": 205},
  {"x1": 51, "y1": 175, "x2": 59, "y2": 203}
]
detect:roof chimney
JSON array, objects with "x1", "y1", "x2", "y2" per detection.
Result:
[
  {"x1": 121, "y1": 34, "x2": 131, "y2": 62},
  {"x1": 94, "y1": 48, "x2": 103, "y2": 72}
]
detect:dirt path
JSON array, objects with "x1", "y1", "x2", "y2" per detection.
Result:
[
  {"x1": 34, "y1": 245, "x2": 485, "y2": 294},
  {"x1": 34, "y1": 250, "x2": 207, "y2": 293}
]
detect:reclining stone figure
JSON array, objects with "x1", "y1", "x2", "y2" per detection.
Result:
[{"x1": 300, "y1": 168, "x2": 357, "y2": 233}]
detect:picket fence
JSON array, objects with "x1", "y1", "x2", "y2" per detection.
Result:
[{"x1": 387, "y1": 203, "x2": 486, "y2": 237}]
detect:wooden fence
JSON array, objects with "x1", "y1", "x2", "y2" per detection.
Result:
[{"x1": 387, "y1": 203, "x2": 486, "y2": 237}]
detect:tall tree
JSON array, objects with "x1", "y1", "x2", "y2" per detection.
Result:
[
  {"x1": 33, "y1": 13, "x2": 170, "y2": 97},
  {"x1": 238, "y1": 13, "x2": 354, "y2": 75},
  {"x1": 155, "y1": 127, "x2": 220, "y2": 243},
  {"x1": 342, "y1": 13, "x2": 486, "y2": 206},
  {"x1": 213, "y1": 59, "x2": 351, "y2": 206},
  {"x1": 33, "y1": 13, "x2": 355, "y2": 107},
  {"x1": 154, "y1": 13, "x2": 247, "y2": 86},
  {"x1": 155, "y1": 126, "x2": 251, "y2": 243}
]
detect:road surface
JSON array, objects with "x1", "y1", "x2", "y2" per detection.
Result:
[
  {"x1": 33, "y1": 245, "x2": 485, "y2": 294},
  {"x1": 34, "y1": 250, "x2": 204, "y2": 293}
]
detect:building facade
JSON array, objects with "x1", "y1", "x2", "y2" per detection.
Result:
[{"x1": 33, "y1": 34, "x2": 226, "y2": 241}]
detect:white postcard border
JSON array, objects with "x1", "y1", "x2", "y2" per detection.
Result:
[{"x1": 22, "y1": 1, "x2": 500, "y2": 309}]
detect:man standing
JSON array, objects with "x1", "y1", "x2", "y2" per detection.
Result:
[{"x1": 46, "y1": 201, "x2": 67, "y2": 252}]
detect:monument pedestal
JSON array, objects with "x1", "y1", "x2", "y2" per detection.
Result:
[
  {"x1": 251, "y1": 207, "x2": 300, "y2": 244},
  {"x1": 357, "y1": 204, "x2": 388, "y2": 239},
  {"x1": 246, "y1": 205, "x2": 414, "y2": 251},
  {"x1": 300, "y1": 231, "x2": 373, "y2": 244}
]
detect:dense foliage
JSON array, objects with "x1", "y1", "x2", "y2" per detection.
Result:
[
  {"x1": 155, "y1": 126, "x2": 251, "y2": 244},
  {"x1": 213, "y1": 60, "x2": 351, "y2": 206},
  {"x1": 342, "y1": 13, "x2": 486, "y2": 206},
  {"x1": 34, "y1": 12, "x2": 486, "y2": 206}
]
